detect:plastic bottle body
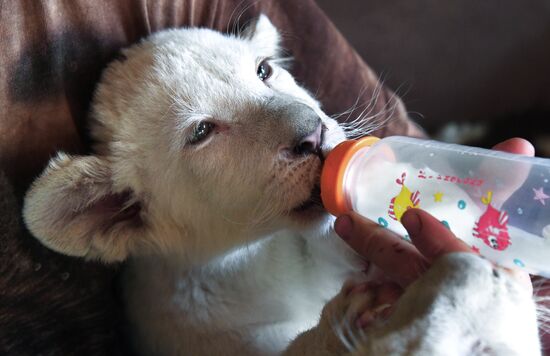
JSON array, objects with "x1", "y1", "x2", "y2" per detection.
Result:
[{"x1": 338, "y1": 136, "x2": 550, "y2": 276}]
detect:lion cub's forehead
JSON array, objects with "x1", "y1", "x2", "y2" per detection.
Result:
[
  {"x1": 110, "y1": 27, "x2": 267, "y2": 116},
  {"x1": 94, "y1": 28, "x2": 266, "y2": 130},
  {"x1": 145, "y1": 28, "x2": 257, "y2": 81}
]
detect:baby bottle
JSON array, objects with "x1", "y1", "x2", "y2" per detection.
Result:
[{"x1": 320, "y1": 136, "x2": 550, "y2": 277}]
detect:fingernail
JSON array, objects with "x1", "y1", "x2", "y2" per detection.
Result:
[
  {"x1": 356, "y1": 312, "x2": 375, "y2": 329},
  {"x1": 335, "y1": 214, "x2": 352, "y2": 240},
  {"x1": 401, "y1": 210, "x2": 421, "y2": 236},
  {"x1": 374, "y1": 303, "x2": 393, "y2": 319}
]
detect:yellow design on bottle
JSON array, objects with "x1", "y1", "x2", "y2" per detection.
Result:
[{"x1": 388, "y1": 172, "x2": 420, "y2": 221}]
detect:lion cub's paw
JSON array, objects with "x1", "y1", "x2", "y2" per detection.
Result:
[
  {"x1": 320, "y1": 280, "x2": 403, "y2": 352},
  {"x1": 284, "y1": 280, "x2": 403, "y2": 356}
]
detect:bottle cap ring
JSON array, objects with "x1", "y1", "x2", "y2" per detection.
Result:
[{"x1": 320, "y1": 136, "x2": 380, "y2": 216}]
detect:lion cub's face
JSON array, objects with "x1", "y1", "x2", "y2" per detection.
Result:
[{"x1": 23, "y1": 16, "x2": 346, "y2": 263}]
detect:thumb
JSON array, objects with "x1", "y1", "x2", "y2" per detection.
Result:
[{"x1": 401, "y1": 209, "x2": 472, "y2": 262}]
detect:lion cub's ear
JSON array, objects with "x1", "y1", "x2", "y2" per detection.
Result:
[
  {"x1": 23, "y1": 153, "x2": 144, "y2": 262},
  {"x1": 242, "y1": 14, "x2": 281, "y2": 58}
]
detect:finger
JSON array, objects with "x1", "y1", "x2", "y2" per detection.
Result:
[
  {"x1": 335, "y1": 212, "x2": 429, "y2": 287},
  {"x1": 401, "y1": 209, "x2": 472, "y2": 262},
  {"x1": 486, "y1": 137, "x2": 534, "y2": 204},
  {"x1": 403, "y1": 210, "x2": 533, "y2": 291},
  {"x1": 492, "y1": 137, "x2": 535, "y2": 156}
]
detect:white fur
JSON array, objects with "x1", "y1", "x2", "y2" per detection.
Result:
[
  {"x1": 348, "y1": 253, "x2": 540, "y2": 355},
  {"x1": 23, "y1": 16, "x2": 541, "y2": 355}
]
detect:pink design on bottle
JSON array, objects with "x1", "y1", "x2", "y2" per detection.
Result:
[
  {"x1": 388, "y1": 172, "x2": 420, "y2": 221},
  {"x1": 473, "y1": 191, "x2": 511, "y2": 251},
  {"x1": 533, "y1": 187, "x2": 549, "y2": 206}
]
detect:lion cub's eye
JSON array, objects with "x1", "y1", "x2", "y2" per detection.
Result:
[
  {"x1": 257, "y1": 59, "x2": 272, "y2": 81},
  {"x1": 189, "y1": 122, "x2": 215, "y2": 144}
]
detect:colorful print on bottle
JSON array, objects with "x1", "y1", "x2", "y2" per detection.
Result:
[
  {"x1": 388, "y1": 172, "x2": 420, "y2": 221},
  {"x1": 473, "y1": 191, "x2": 511, "y2": 251}
]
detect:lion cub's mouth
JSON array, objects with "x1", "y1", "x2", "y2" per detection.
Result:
[
  {"x1": 289, "y1": 132, "x2": 327, "y2": 219},
  {"x1": 291, "y1": 184, "x2": 325, "y2": 218}
]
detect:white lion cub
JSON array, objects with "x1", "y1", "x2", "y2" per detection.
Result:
[{"x1": 24, "y1": 15, "x2": 541, "y2": 355}]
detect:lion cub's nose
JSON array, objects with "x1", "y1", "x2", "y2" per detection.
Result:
[{"x1": 293, "y1": 123, "x2": 323, "y2": 156}]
